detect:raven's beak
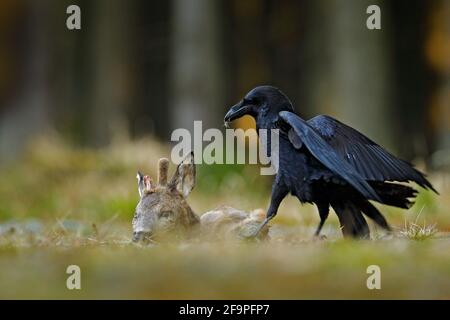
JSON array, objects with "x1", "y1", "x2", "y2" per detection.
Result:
[{"x1": 224, "y1": 101, "x2": 254, "y2": 127}]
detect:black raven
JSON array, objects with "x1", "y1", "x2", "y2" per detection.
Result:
[{"x1": 224, "y1": 86, "x2": 437, "y2": 239}]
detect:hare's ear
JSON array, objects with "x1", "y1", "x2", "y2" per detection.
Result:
[
  {"x1": 169, "y1": 152, "x2": 196, "y2": 197},
  {"x1": 137, "y1": 171, "x2": 155, "y2": 197},
  {"x1": 137, "y1": 171, "x2": 145, "y2": 198}
]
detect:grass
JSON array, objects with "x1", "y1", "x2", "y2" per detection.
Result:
[
  {"x1": 0, "y1": 135, "x2": 449, "y2": 299},
  {"x1": 400, "y1": 219, "x2": 438, "y2": 241}
]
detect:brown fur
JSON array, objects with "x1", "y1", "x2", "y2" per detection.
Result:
[
  {"x1": 157, "y1": 158, "x2": 169, "y2": 186},
  {"x1": 133, "y1": 154, "x2": 268, "y2": 242}
]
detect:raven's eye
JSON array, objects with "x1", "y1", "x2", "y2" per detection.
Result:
[{"x1": 244, "y1": 98, "x2": 254, "y2": 105}]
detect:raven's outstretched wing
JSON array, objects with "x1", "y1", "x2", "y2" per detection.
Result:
[
  {"x1": 280, "y1": 111, "x2": 436, "y2": 194},
  {"x1": 279, "y1": 111, "x2": 382, "y2": 201},
  {"x1": 307, "y1": 115, "x2": 436, "y2": 192}
]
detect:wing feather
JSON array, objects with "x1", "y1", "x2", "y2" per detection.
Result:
[
  {"x1": 279, "y1": 111, "x2": 382, "y2": 201},
  {"x1": 307, "y1": 114, "x2": 436, "y2": 192}
]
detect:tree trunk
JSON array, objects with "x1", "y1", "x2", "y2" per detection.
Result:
[
  {"x1": 0, "y1": 0, "x2": 50, "y2": 163},
  {"x1": 170, "y1": 0, "x2": 224, "y2": 133},
  {"x1": 330, "y1": 0, "x2": 395, "y2": 150},
  {"x1": 304, "y1": 0, "x2": 395, "y2": 151},
  {"x1": 89, "y1": 0, "x2": 135, "y2": 146}
]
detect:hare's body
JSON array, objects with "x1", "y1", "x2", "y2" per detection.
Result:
[
  {"x1": 200, "y1": 207, "x2": 268, "y2": 240},
  {"x1": 132, "y1": 154, "x2": 269, "y2": 243}
]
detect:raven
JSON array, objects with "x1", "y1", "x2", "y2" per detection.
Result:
[{"x1": 224, "y1": 86, "x2": 437, "y2": 239}]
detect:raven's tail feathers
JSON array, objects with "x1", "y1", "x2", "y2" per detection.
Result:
[{"x1": 370, "y1": 181, "x2": 417, "y2": 209}]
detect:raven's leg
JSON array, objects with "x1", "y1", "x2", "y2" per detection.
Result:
[
  {"x1": 314, "y1": 203, "x2": 329, "y2": 237},
  {"x1": 358, "y1": 200, "x2": 391, "y2": 231},
  {"x1": 248, "y1": 181, "x2": 288, "y2": 238},
  {"x1": 332, "y1": 202, "x2": 370, "y2": 239}
]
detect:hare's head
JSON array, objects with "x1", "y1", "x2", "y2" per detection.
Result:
[{"x1": 132, "y1": 152, "x2": 199, "y2": 243}]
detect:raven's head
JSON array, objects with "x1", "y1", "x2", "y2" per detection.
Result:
[{"x1": 224, "y1": 85, "x2": 293, "y2": 128}]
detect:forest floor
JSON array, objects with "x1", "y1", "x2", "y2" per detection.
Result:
[{"x1": 0, "y1": 136, "x2": 449, "y2": 299}]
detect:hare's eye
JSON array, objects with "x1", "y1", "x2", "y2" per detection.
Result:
[{"x1": 159, "y1": 211, "x2": 172, "y2": 218}]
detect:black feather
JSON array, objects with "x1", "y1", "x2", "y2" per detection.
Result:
[{"x1": 308, "y1": 115, "x2": 437, "y2": 193}]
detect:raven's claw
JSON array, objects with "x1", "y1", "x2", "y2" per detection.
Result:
[
  {"x1": 244, "y1": 217, "x2": 271, "y2": 239},
  {"x1": 312, "y1": 234, "x2": 327, "y2": 241}
]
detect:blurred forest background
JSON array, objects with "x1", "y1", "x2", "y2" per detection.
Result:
[{"x1": 0, "y1": 0, "x2": 450, "y2": 167}]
